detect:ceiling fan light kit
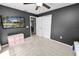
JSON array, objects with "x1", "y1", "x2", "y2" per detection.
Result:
[
  {"x1": 23, "y1": 3, "x2": 51, "y2": 10},
  {"x1": 36, "y1": 3, "x2": 42, "y2": 6}
]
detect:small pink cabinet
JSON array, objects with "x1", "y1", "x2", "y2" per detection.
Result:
[{"x1": 8, "y1": 33, "x2": 24, "y2": 46}]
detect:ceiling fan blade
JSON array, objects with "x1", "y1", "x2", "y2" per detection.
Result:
[
  {"x1": 23, "y1": 3, "x2": 35, "y2": 5},
  {"x1": 35, "y1": 6, "x2": 40, "y2": 10},
  {"x1": 43, "y1": 3, "x2": 51, "y2": 9}
]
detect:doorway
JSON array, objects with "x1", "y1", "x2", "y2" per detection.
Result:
[{"x1": 30, "y1": 16, "x2": 36, "y2": 36}]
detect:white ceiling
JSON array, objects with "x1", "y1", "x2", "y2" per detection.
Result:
[{"x1": 0, "y1": 3, "x2": 74, "y2": 14}]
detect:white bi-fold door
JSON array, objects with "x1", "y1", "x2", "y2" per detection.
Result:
[
  {"x1": 36, "y1": 17, "x2": 42, "y2": 37},
  {"x1": 36, "y1": 15, "x2": 52, "y2": 39}
]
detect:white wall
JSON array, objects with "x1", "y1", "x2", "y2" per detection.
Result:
[{"x1": 36, "y1": 15, "x2": 52, "y2": 39}]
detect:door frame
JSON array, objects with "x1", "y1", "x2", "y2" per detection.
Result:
[{"x1": 30, "y1": 16, "x2": 37, "y2": 36}]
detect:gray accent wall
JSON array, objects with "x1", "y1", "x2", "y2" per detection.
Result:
[
  {"x1": 51, "y1": 4, "x2": 79, "y2": 45},
  {"x1": 0, "y1": 5, "x2": 36, "y2": 45}
]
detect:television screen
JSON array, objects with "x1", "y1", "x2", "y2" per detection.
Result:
[
  {"x1": 2, "y1": 16, "x2": 25, "y2": 28},
  {"x1": 0, "y1": 16, "x2": 3, "y2": 30}
]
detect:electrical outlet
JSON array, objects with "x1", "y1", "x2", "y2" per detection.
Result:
[{"x1": 60, "y1": 36, "x2": 62, "y2": 39}]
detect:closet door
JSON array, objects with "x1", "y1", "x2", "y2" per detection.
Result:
[
  {"x1": 36, "y1": 17, "x2": 42, "y2": 36},
  {"x1": 36, "y1": 15, "x2": 52, "y2": 39},
  {"x1": 42, "y1": 15, "x2": 52, "y2": 39}
]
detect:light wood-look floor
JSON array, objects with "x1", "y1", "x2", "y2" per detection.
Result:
[
  {"x1": 9, "y1": 35, "x2": 74, "y2": 56},
  {"x1": 0, "y1": 44, "x2": 9, "y2": 54}
]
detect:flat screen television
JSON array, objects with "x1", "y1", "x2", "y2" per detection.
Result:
[
  {"x1": 0, "y1": 16, "x2": 3, "y2": 30},
  {"x1": 2, "y1": 16, "x2": 25, "y2": 28}
]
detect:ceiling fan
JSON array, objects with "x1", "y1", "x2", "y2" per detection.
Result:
[{"x1": 23, "y1": 3, "x2": 51, "y2": 10}]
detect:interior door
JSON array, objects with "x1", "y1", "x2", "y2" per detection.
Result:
[
  {"x1": 42, "y1": 15, "x2": 52, "y2": 39},
  {"x1": 36, "y1": 15, "x2": 52, "y2": 39},
  {"x1": 36, "y1": 17, "x2": 42, "y2": 37}
]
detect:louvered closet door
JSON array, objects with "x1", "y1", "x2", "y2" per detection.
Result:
[
  {"x1": 36, "y1": 15, "x2": 52, "y2": 39},
  {"x1": 36, "y1": 17, "x2": 42, "y2": 37},
  {"x1": 42, "y1": 15, "x2": 52, "y2": 39}
]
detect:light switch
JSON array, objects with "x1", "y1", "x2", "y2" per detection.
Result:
[
  {"x1": 60, "y1": 36, "x2": 62, "y2": 39},
  {"x1": 26, "y1": 26, "x2": 29, "y2": 28}
]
